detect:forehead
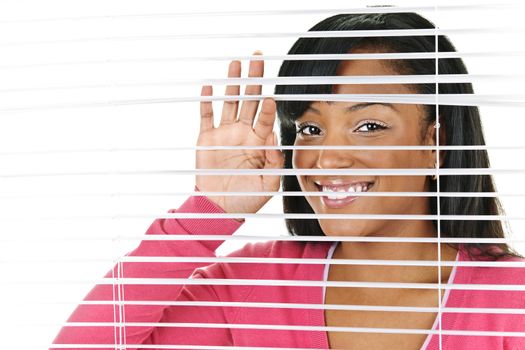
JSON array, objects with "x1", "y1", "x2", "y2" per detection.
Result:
[
  {"x1": 336, "y1": 57, "x2": 397, "y2": 76},
  {"x1": 304, "y1": 58, "x2": 423, "y2": 119},
  {"x1": 331, "y1": 59, "x2": 414, "y2": 95}
]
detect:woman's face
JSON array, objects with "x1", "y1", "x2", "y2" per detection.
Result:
[{"x1": 292, "y1": 58, "x2": 439, "y2": 238}]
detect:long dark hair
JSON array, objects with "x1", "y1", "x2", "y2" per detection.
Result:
[{"x1": 274, "y1": 12, "x2": 524, "y2": 261}]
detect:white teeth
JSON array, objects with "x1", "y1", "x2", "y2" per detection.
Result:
[
  {"x1": 327, "y1": 194, "x2": 347, "y2": 200},
  {"x1": 321, "y1": 183, "x2": 370, "y2": 200},
  {"x1": 324, "y1": 187, "x2": 346, "y2": 200}
]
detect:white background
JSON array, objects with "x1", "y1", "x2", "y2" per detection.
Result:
[{"x1": 0, "y1": 0, "x2": 524, "y2": 348}]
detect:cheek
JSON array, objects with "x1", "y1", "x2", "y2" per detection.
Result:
[
  {"x1": 292, "y1": 150, "x2": 319, "y2": 195},
  {"x1": 292, "y1": 149, "x2": 316, "y2": 169},
  {"x1": 373, "y1": 151, "x2": 428, "y2": 190},
  {"x1": 387, "y1": 161, "x2": 429, "y2": 192},
  {"x1": 373, "y1": 150, "x2": 427, "y2": 167}
]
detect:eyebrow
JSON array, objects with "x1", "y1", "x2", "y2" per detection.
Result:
[{"x1": 305, "y1": 102, "x2": 397, "y2": 115}]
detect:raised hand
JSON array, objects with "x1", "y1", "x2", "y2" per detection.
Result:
[{"x1": 196, "y1": 50, "x2": 285, "y2": 220}]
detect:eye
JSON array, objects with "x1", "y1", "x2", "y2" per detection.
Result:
[
  {"x1": 295, "y1": 122, "x2": 322, "y2": 136},
  {"x1": 355, "y1": 120, "x2": 389, "y2": 133}
]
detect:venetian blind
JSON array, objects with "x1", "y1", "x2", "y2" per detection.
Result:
[{"x1": 1, "y1": 0, "x2": 524, "y2": 349}]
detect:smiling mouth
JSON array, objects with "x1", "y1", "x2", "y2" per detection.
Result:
[{"x1": 314, "y1": 181, "x2": 375, "y2": 200}]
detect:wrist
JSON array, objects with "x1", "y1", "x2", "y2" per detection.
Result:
[{"x1": 195, "y1": 185, "x2": 246, "y2": 223}]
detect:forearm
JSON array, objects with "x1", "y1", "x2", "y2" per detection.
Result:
[{"x1": 51, "y1": 187, "x2": 243, "y2": 349}]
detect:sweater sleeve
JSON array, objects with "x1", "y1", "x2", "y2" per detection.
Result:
[{"x1": 50, "y1": 185, "x2": 244, "y2": 349}]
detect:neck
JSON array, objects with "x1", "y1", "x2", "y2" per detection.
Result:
[{"x1": 331, "y1": 220, "x2": 459, "y2": 285}]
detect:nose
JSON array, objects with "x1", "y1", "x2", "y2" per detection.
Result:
[{"x1": 315, "y1": 133, "x2": 355, "y2": 171}]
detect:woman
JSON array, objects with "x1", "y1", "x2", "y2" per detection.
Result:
[{"x1": 52, "y1": 12, "x2": 525, "y2": 350}]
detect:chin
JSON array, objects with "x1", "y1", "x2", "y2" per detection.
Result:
[{"x1": 319, "y1": 221, "x2": 368, "y2": 237}]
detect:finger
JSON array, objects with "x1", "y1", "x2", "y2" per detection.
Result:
[
  {"x1": 238, "y1": 50, "x2": 264, "y2": 126},
  {"x1": 199, "y1": 85, "x2": 214, "y2": 132},
  {"x1": 219, "y1": 60, "x2": 241, "y2": 126},
  {"x1": 253, "y1": 98, "x2": 276, "y2": 141}
]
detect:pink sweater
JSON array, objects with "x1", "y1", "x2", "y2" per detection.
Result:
[{"x1": 51, "y1": 186, "x2": 525, "y2": 349}]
